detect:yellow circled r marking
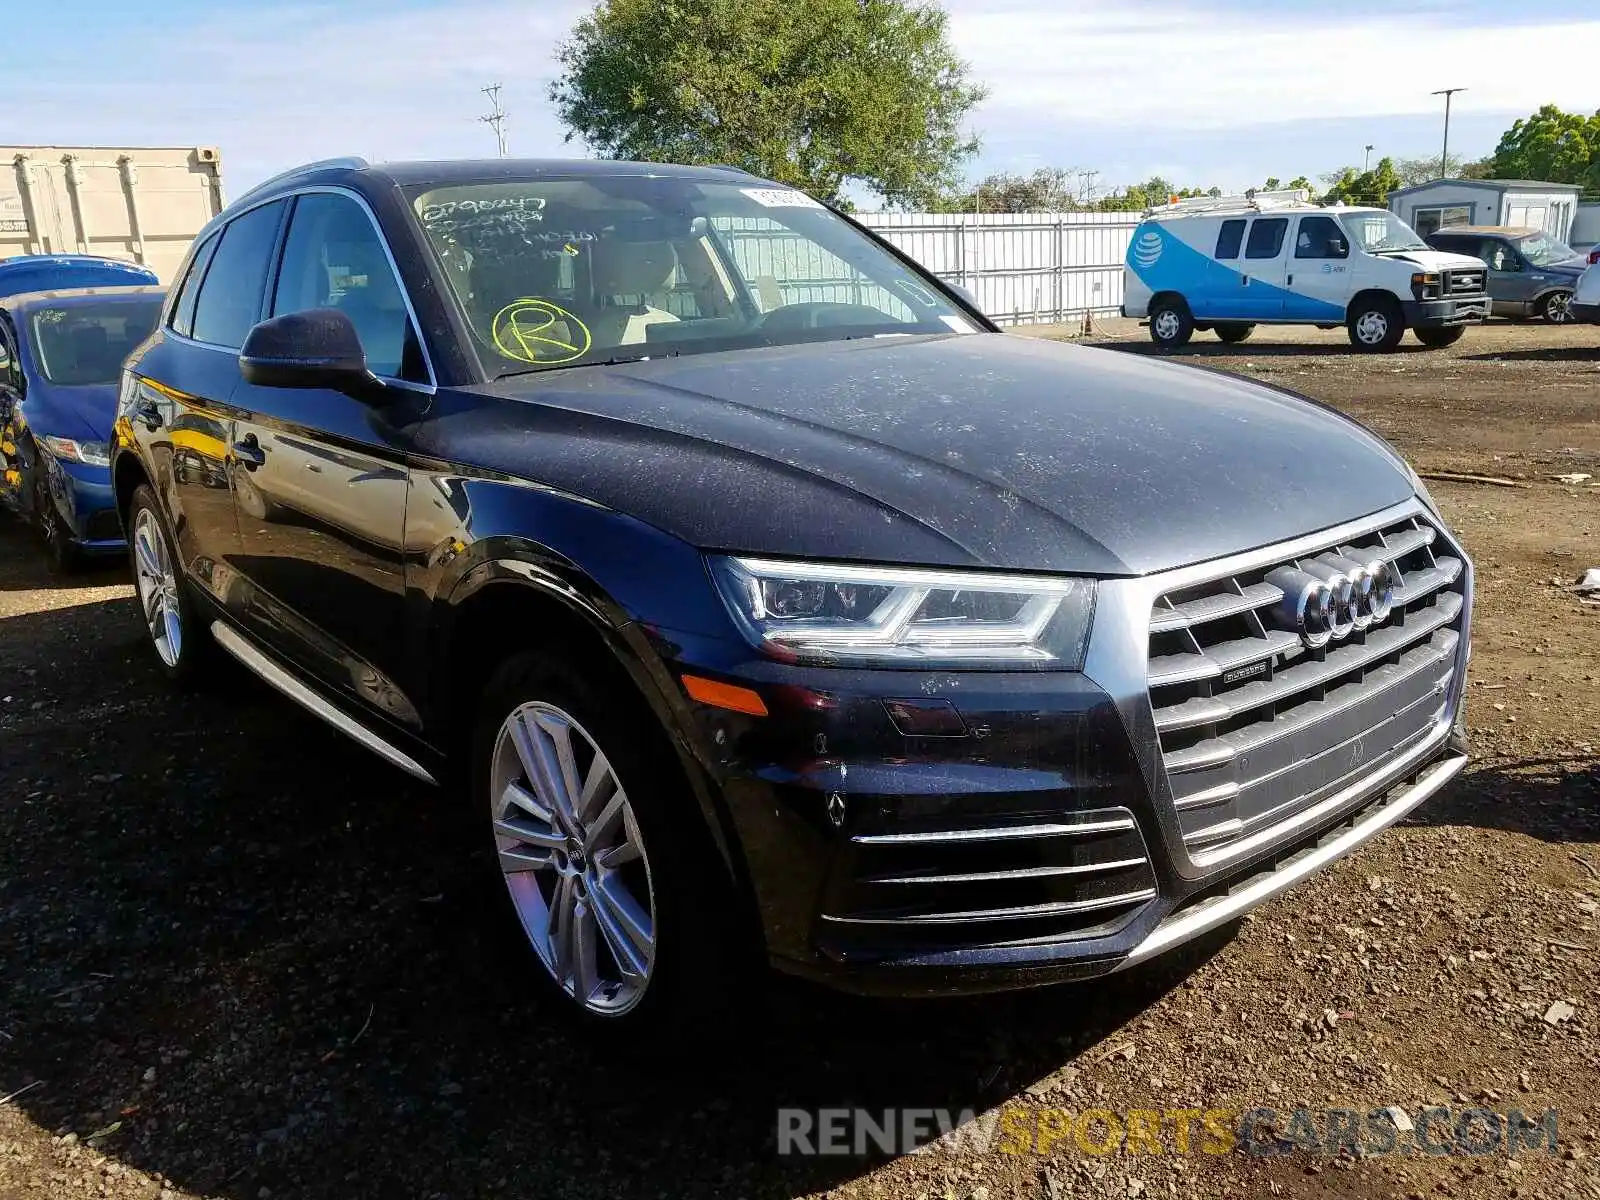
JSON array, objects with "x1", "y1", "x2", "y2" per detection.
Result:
[{"x1": 491, "y1": 297, "x2": 591, "y2": 365}]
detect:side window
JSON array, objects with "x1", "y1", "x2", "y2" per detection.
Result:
[
  {"x1": 1215, "y1": 219, "x2": 1246, "y2": 260},
  {"x1": 271, "y1": 192, "x2": 424, "y2": 381},
  {"x1": 191, "y1": 200, "x2": 288, "y2": 349},
  {"x1": 1245, "y1": 218, "x2": 1287, "y2": 260},
  {"x1": 1294, "y1": 215, "x2": 1348, "y2": 260},
  {"x1": 1486, "y1": 241, "x2": 1520, "y2": 272},
  {"x1": 169, "y1": 230, "x2": 220, "y2": 338}
]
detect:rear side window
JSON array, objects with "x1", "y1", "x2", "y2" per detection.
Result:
[
  {"x1": 1215, "y1": 219, "x2": 1245, "y2": 260},
  {"x1": 169, "y1": 231, "x2": 220, "y2": 338},
  {"x1": 1245, "y1": 218, "x2": 1287, "y2": 260},
  {"x1": 191, "y1": 200, "x2": 288, "y2": 349}
]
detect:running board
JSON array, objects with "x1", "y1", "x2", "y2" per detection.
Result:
[{"x1": 209, "y1": 621, "x2": 437, "y2": 786}]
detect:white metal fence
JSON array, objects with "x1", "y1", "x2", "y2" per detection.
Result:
[{"x1": 856, "y1": 211, "x2": 1139, "y2": 325}]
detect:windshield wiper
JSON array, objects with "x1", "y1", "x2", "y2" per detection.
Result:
[{"x1": 495, "y1": 351, "x2": 676, "y2": 380}]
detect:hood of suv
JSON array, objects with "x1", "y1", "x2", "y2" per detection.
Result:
[{"x1": 468, "y1": 333, "x2": 1416, "y2": 576}]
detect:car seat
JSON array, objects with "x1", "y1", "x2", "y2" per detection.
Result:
[
  {"x1": 586, "y1": 239, "x2": 680, "y2": 347},
  {"x1": 467, "y1": 252, "x2": 578, "y2": 360}
]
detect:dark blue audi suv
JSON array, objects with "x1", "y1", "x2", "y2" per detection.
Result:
[{"x1": 110, "y1": 157, "x2": 1473, "y2": 1034}]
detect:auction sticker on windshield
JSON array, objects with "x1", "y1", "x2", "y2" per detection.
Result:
[{"x1": 742, "y1": 188, "x2": 825, "y2": 209}]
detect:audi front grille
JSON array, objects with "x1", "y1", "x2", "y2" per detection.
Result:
[{"x1": 1145, "y1": 508, "x2": 1468, "y2": 868}]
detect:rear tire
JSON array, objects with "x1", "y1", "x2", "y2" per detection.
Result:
[
  {"x1": 1148, "y1": 297, "x2": 1194, "y2": 350},
  {"x1": 1543, "y1": 290, "x2": 1575, "y2": 325},
  {"x1": 472, "y1": 650, "x2": 752, "y2": 1046},
  {"x1": 1346, "y1": 296, "x2": 1405, "y2": 352},
  {"x1": 1214, "y1": 322, "x2": 1255, "y2": 345},
  {"x1": 126, "y1": 484, "x2": 210, "y2": 683}
]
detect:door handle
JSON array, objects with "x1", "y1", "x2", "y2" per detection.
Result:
[{"x1": 232, "y1": 434, "x2": 266, "y2": 470}]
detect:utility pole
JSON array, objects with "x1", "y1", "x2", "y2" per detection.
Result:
[
  {"x1": 1431, "y1": 88, "x2": 1466, "y2": 180},
  {"x1": 480, "y1": 83, "x2": 509, "y2": 158},
  {"x1": 1363, "y1": 144, "x2": 1374, "y2": 172}
]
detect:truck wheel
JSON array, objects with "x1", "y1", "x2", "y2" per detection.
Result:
[
  {"x1": 1215, "y1": 323, "x2": 1255, "y2": 345},
  {"x1": 473, "y1": 650, "x2": 750, "y2": 1044},
  {"x1": 1413, "y1": 326, "x2": 1465, "y2": 349},
  {"x1": 1347, "y1": 297, "x2": 1405, "y2": 352},
  {"x1": 1543, "y1": 291, "x2": 1575, "y2": 324},
  {"x1": 1148, "y1": 297, "x2": 1194, "y2": 350}
]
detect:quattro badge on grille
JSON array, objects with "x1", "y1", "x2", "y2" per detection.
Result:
[
  {"x1": 1220, "y1": 658, "x2": 1272, "y2": 687},
  {"x1": 1266, "y1": 555, "x2": 1396, "y2": 649}
]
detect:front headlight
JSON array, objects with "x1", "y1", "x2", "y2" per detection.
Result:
[
  {"x1": 708, "y1": 556, "x2": 1096, "y2": 669},
  {"x1": 39, "y1": 436, "x2": 111, "y2": 467}
]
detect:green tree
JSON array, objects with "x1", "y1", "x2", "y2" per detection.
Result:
[
  {"x1": 1321, "y1": 156, "x2": 1404, "y2": 206},
  {"x1": 550, "y1": 0, "x2": 986, "y2": 208},
  {"x1": 1487, "y1": 104, "x2": 1600, "y2": 189}
]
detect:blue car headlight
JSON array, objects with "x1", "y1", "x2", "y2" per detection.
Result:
[{"x1": 39, "y1": 436, "x2": 111, "y2": 467}]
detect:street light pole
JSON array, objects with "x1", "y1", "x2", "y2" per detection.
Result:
[
  {"x1": 1363, "y1": 144, "x2": 1373, "y2": 172},
  {"x1": 1431, "y1": 88, "x2": 1466, "y2": 179}
]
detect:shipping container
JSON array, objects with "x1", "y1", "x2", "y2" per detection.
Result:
[{"x1": 2, "y1": 145, "x2": 225, "y2": 284}]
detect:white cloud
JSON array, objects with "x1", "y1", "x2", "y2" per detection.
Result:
[{"x1": 946, "y1": 0, "x2": 1600, "y2": 128}]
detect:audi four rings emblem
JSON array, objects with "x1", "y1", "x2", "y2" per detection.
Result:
[{"x1": 1266, "y1": 555, "x2": 1396, "y2": 649}]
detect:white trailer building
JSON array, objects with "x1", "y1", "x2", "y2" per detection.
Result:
[{"x1": 1387, "y1": 178, "x2": 1584, "y2": 242}]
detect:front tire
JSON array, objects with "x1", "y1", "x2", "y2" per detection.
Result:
[
  {"x1": 1347, "y1": 296, "x2": 1405, "y2": 352},
  {"x1": 1414, "y1": 325, "x2": 1465, "y2": 349},
  {"x1": 1148, "y1": 297, "x2": 1194, "y2": 350},
  {"x1": 127, "y1": 484, "x2": 209, "y2": 682},
  {"x1": 1543, "y1": 290, "x2": 1575, "y2": 325},
  {"x1": 34, "y1": 472, "x2": 82, "y2": 575},
  {"x1": 473, "y1": 651, "x2": 747, "y2": 1040},
  {"x1": 1214, "y1": 322, "x2": 1255, "y2": 345}
]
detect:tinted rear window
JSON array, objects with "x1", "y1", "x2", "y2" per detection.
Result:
[
  {"x1": 191, "y1": 201, "x2": 287, "y2": 348},
  {"x1": 1215, "y1": 219, "x2": 1245, "y2": 260},
  {"x1": 1245, "y1": 218, "x2": 1287, "y2": 259}
]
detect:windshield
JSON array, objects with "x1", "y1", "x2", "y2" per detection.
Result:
[
  {"x1": 28, "y1": 298, "x2": 163, "y2": 385},
  {"x1": 1517, "y1": 232, "x2": 1578, "y2": 267},
  {"x1": 1338, "y1": 211, "x2": 1427, "y2": 254},
  {"x1": 407, "y1": 178, "x2": 977, "y2": 375}
]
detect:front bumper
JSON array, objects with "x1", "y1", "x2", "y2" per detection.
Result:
[
  {"x1": 665, "y1": 500, "x2": 1473, "y2": 996},
  {"x1": 45, "y1": 458, "x2": 123, "y2": 551},
  {"x1": 1404, "y1": 295, "x2": 1489, "y2": 328}
]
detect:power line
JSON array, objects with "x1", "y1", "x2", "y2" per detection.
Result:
[{"x1": 480, "y1": 83, "x2": 509, "y2": 158}]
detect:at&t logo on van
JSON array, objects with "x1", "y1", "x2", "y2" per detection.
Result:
[{"x1": 1132, "y1": 230, "x2": 1164, "y2": 268}]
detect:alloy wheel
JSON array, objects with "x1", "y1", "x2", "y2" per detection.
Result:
[
  {"x1": 132, "y1": 507, "x2": 183, "y2": 667},
  {"x1": 489, "y1": 701, "x2": 657, "y2": 1016},
  {"x1": 1547, "y1": 292, "x2": 1574, "y2": 324}
]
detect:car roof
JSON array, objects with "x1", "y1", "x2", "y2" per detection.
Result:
[
  {"x1": 226, "y1": 155, "x2": 768, "y2": 212},
  {"x1": 0, "y1": 285, "x2": 168, "y2": 315},
  {"x1": 1429, "y1": 226, "x2": 1541, "y2": 238}
]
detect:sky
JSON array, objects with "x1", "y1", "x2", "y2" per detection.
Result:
[{"x1": 5, "y1": 0, "x2": 1599, "y2": 206}]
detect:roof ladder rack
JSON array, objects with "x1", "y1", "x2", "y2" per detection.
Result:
[{"x1": 1143, "y1": 188, "x2": 1314, "y2": 220}]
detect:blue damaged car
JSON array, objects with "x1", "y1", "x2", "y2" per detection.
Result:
[{"x1": 0, "y1": 286, "x2": 165, "y2": 570}]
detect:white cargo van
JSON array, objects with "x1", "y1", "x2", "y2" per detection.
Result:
[{"x1": 1122, "y1": 190, "x2": 1490, "y2": 352}]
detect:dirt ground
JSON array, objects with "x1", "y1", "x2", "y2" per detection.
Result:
[{"x1": 3, "y1": 318, "x2": 1600, "y2": 1200}]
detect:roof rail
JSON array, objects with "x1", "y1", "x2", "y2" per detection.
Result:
[
  {"x1": 1143, "y1": 187, "x2": 1315, "y2": 220},
  {"x1": 227, "y1": 156, "x2": 371, "y2": 210}
]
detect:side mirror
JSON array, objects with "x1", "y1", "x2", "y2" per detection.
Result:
[
  {"x1": 1330, "y1": 238, "x2": 1348, "y2": 257},
  {"x1": 239, "y1": 308, "x2": 375, "y2": 393},
  {"x1": 949, "y1": 282, "x2": 981, "y2": 310}
]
